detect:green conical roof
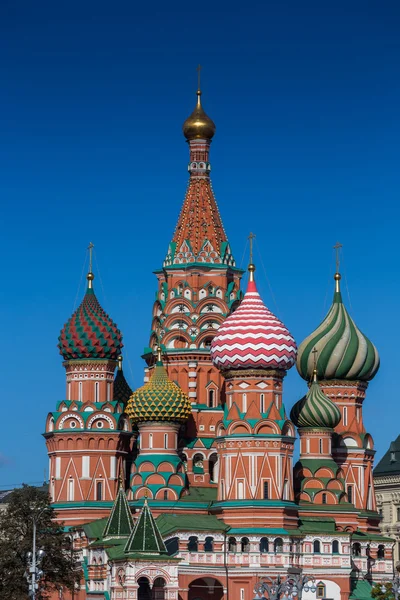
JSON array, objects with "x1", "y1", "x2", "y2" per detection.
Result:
[
  {"x1": 126, "y1": 361, "x2": 192, "y2": 424},
  {"x1": 297, "y1": 274, "x2": 380, "y2": 382},
  {"x1": 290, "y1": 375, "x2": 341, "y2": 429},
  {"x1": 103, "y1": 484, "x2": 134, "y2": 539},
  {"x1": 124, "y1": 499, "x2": 167, "y2": 555}
]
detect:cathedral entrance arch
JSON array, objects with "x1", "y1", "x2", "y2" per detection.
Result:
[{"x1": 188, "y1": 577, "x2": 224, "y2": 600}]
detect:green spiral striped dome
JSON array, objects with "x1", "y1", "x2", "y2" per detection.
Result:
[
  {"x1": 297, "y1": 275, "x2": 380, "y2": 382},
  {"x1": 290, "y1": 377, "x2": 341, "y2": 429}
]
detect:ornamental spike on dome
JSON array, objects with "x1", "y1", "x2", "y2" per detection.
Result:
[
  {"x1": 297, "y1": 253, "x2": 380, "y2": 382},
  {"x1": 126, "y1": 347, "x2": 192, "y2": 424},
  {"x1": 290, "y1": 367, "x2": 341, "y2": 429},
  {"x1": 211, "y1": 246, "x2": 297, "y2": 371},
  {"x1": 58, "y1": 243, "x2": 123, "y2": 361},
  {"x1": 182, "y1": 66, "x2": 216, "y2": 141}
]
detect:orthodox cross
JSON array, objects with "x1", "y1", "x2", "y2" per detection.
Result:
[
  {"x1": 333, "y1": 242, "x2": 342, "y2": 272},
  {"x1": 197, "y1": 64, "x2": 202, "y2": 91},
  {"x1": 312, "y1": 347, "x2": 318, "y2": 370},
  {"x1": 88, "y1": 242, "x2": 94, "y2": 273},
  {"x1": 248, "y1": 232, "x2": 256, "y2": 264}
]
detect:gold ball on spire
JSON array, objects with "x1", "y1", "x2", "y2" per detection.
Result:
[{"x1": 183, "y1": 91, "x2": 216, "y2": 141}]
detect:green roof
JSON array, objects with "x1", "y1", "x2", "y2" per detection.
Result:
[
  {"x1": 102, "y1": 485, "x2": 134, "y2": 539},
  {"x1": 82, "y1": 517, "x2": 109, "y2": 540},
  {"x1": 298, "y1": 517, "x2": 337, "y2": 533},
  {"x1": 156, "y1": 513, "x2": 229, "y2": 537},
  {"x1": 349, "y1": 578, "x2": 373, "y2": 600},
  {"x1": 374, "y1": 434, "x2": 400, "y2": 476},
  {"x1": 124, "y1": 499, "x2": 167, "y2": 555},
  {"x1": 178, "y1": 487, "x2": 217, "y2": 503}
]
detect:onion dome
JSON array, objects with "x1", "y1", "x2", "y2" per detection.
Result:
[
  {"x1": 297, "y1": 273, "x2": 380, "y2": 382},
  {"x1": 58, "y1": 272, "x2": 123, "y2": 360},
  {"x1": 211, "y1": 264, "x2": 297, "y2": 371},
  {"x1": 290, "y1": 371, "x2": 341, "y2": 429},
  {"x1": 113, "y1": 356, "x2": 132, "y2": 406},
  {"x1": 126, "y1": 349, "x2": 192, "y2": 424},
  {"x1": 183, "y1": 90, "x2": 216, "y2": 141}
]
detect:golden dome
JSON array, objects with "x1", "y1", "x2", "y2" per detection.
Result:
[{"x1": 182, "y1": 91, "x2": 216, "y2": 141}]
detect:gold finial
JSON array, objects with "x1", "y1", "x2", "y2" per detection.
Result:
[
  {"x1": 118, "y1": 355, "x2": 123, "y2": 371},
  {"x1": 118, "y1": 473, "x2": 124, "y2": 489},
  {"x1": 196, "y1": 64, "x2": 202, "y2": 105},
  {"x1": 87, "y1": 242, "x2": 95, "y2": 288},
  {"x1": 156, "y1": 345, "x2": 162, "y2": 363},
  {"x1": 312, "y1": 347, "x2": 318, "y2": 382},
  {"x1": 333, "y1": 242, "x2": 342, "y2": 293},
  {"x1": 248, "y1": 232, "x2": 256, "y2": 282}
]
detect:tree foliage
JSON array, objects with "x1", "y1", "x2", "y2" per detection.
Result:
[
  {"x1": 0, "y1": 485, "x2": 81, "y2": 600},
  {"x1": 371, "y1": 582, "x2": 393, "y2": 600}
]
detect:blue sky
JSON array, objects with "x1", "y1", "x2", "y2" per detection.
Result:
[{"x1": 0, "y1": 0, "x2": 399, "y2": 486}]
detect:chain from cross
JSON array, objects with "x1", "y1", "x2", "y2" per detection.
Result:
[
  {"x1": 88, "y1": 242, "x2": 94, "y2": 273},
  {"x1": 248, "y1": 232, "x2": 256, "y2": 264},
  {"x1": 333, "y1": 242, "x2": 342, "y2": 273}
]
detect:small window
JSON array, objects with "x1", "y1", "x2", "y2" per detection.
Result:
[
  {"x1": 260, "y1": 537, "x2": 269, "y2": 553},
  {"x1": 317, "y1": 583, "x2": 326, "y2": 598},
  {"x1": 397, "y1": 507, "x2": 400, "y2": 522},
  {"x1": 263, "y1": 481, "x2": 269, "y2": 500},
  {"x1": 274, "y1": 538, "x2": 283, "y2": 553},
  {"x1": 319, "y1": 438, "x2": 323, "y2": 454},
  {"x1": 96, "y1": 481, "x2": 103, "y2": 501},
  {"x1": 352, "y1": 542, "x2": 361, "y2": 557},
  {"x1": 67, "y1": 478, "x2": 74, "y2": 501},
  {"x1": 204, "y1": 537, "x2": 214, "y2": 552},
  {"x1": 164, "y1": 433, "x2": 168, "y2": 449},
  {"x1": 377, "y1": 544, "x2": 385, "y2": 559},
  {"x1": 94, "y1": 381, "x2": 99, "y2": 402},
  {"x1": 237, "y1": 481, "x2": 244, "y2": 499},
  {"x1": 343, "y1": 406, "x2": 348, "y2": 427},
  {"x1": 187, "y1": 536, "x2": 198, "y2": 552},
  {"x1": 241, "y1": 537, "x2": 250, "y2": 553},
  {"x1": 242, "y1": 393, "x2": 247, "y2": 412},
  {"x1": 208, "y1": 389, "x2": 215, "y2": 408},
  {"x1": 322, "y1": 493, "x2": 327, "y2": 504},
  {"x1": 78, "y1": 381, "x2": 83, "y2": 402},
  {"x1": 313, "y1": 540, "x2": 321, "y2": 554},
  {"x1": 347, "y1": 484, "x2": 353, "y2": 504},
  {"x1": 332, "y1": 540, "x2": 339, "y2": 554},
  {"x1": 260, "y1": 393, "x2": 265, "y2": 413},
  {"x1": 163, "y1": 490, "x2": 168, "y2": 501}
]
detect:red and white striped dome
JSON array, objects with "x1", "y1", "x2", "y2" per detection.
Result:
[{"x1": 211, "y1": 277, "x2": 297, "y2": 371}]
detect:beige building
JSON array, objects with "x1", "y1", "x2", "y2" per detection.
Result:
[{"x1": 374, "y1": 435, "x2": 400, "y2": 564}]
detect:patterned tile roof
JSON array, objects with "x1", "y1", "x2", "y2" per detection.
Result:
[
  {"x1": 297, "y1": 274, "x2": 379, "y2": 382},
  {"x1": 124, "y1": 499, "x2": 167, "y2": 555},
  {"x1": 211, "y1": 275, "x2": 297, "y2": 371},
  {"x1": 126, "y1": 361, "x2": 191, "y2": 424},
  {"x1": 290, "y1": 376, "x2": 341, "y2": 429},
  {"x1": 102, "y1": 485, "x2": 134, "y2": 539},
  {"x1": 58, "y1": 286, "x2": 122, "y2": 360}
]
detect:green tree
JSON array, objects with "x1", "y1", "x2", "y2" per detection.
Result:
[
  {"x1": 371, "y1": 582, "x2": 393, "y2": 600},
  {"x1": 0, "y1": 485, "x2": 81, "y2": 600}
]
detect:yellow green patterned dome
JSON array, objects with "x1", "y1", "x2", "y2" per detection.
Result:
[{"x1": 126, "y1": 361, "x2": 192, "y2": 424}]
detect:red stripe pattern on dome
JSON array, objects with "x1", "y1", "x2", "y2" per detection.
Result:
[
  {"x1": 211, "y1": 280, "x2": 297, "y2": 370},
  {"x1": 58, "y1": 288, "x2": 123, "y2": 360}
]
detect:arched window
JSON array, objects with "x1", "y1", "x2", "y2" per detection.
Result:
[
  {"x1": 209, "y1": 454, "x2": 218, "y2": 483},
  {"x1": 377, "y1": 544, "x2": 385, "y2": 559},
  {"x1": 332, "y1": 540, "x2": 339, "y2": 554},
  {"x1": 138, "y1": 577, "x2": 151, "y2": 600},
  {"x1": 187, "y1": 536, "x2": 198, "y2": 552},
  {"x1": 94, "y1": 381, "x2": 99, "y2": 402},
  {"x1": 153, "y1": 577, "x2": 166, "y2": 600},
  {"x1": 193, "y1": 454, "x2": 204, "y2": 474},
  {"x1": 313, "y1": 540, "x2": 321, "y2": 554},
  {"x1": 96, "y1": 480, "x2": 103, "y2": 501},
  {"x1": 204, "y1": 537, "x2": 214, "y2": 552},
  {"x1": 228, "y1": 536, "x2": 237, "y2": 553},
  {"x1": 274, "y1": 537, "x2": 283, "y2": 553},
  {"x1": 260, "y1": 537, "x2": 269, "y2": 553},
  {"x1": 237, "y1": 481, "x2": 244, "y2": 499},
  {"x1": 352, "y1": 542, "x2": 361, "y2": 557},
  {"x1": 241, "y1": 537, "x2": 250, "y2": 553},
  {"x1": 208, "y1": 389, "x2": 215, "y2": 408}
]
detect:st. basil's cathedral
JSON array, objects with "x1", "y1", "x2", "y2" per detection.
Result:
[{"x1": 44, "y1": 83, "x2": 392, "y2": 600}]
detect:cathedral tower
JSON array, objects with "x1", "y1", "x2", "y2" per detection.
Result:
[{"x1": 44, "y1": 252, "x2": 134, "y2": 524}]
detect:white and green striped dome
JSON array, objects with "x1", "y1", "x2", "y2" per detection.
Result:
[
  {"x1": 290, "y1": 376, "x2": 341, "y2": 429},
  {"x1": 297, "y1": 275, "x2": 380, "y2": 382}
]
